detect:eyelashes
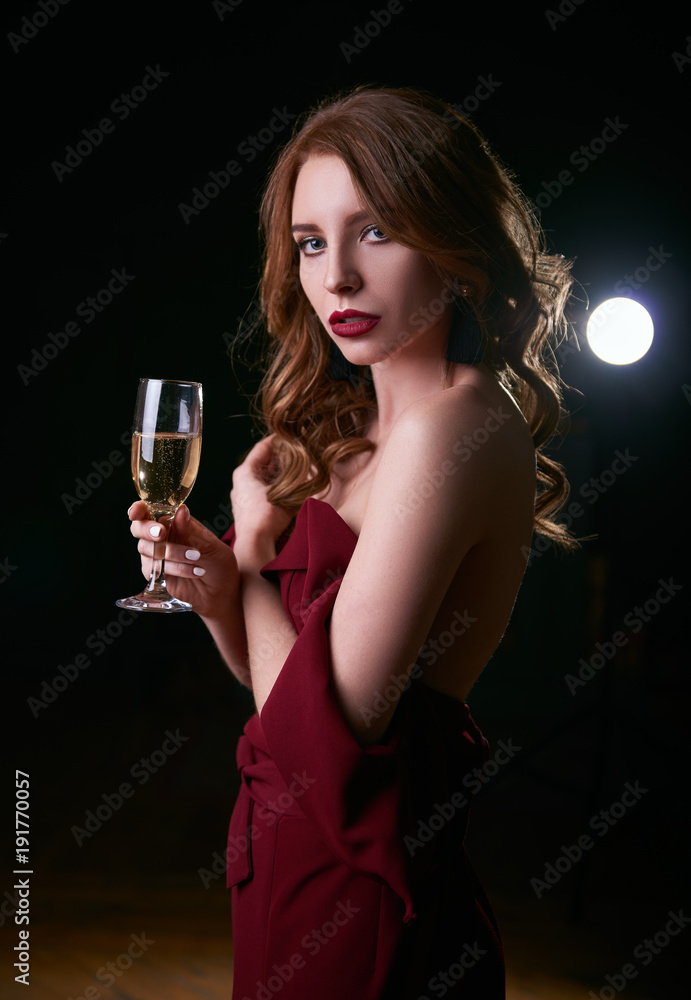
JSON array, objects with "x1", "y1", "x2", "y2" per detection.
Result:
[
  {"x1": 297, "y1": 236, "x2": 326, "y2": 255},
  {"x1": 295, "y1": 224, "x2": 389, "y2": 257}
]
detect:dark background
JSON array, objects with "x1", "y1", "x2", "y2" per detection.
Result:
[{"x1": 3, "y1": 1, "x2": 689, "y2": 997}]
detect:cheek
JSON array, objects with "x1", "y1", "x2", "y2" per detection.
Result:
[
  {"x1": 401, "y1": 266, "x2": 447, "y2": 315},
  {"x1": 298, "y1": 269, "x2": 330, "y2": 331},
  {"x1": 390, "y1": 251, "x2": 444, "y2": 303},
  {"x1": 298, "y1": 266, "x2": 318, "y2": 309}
]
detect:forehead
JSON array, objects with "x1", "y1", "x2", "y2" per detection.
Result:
[{"x1": 291, "y1": 155, "x2": 363, "y2": 220}]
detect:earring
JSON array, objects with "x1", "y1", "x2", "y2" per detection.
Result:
[
  {"x1": 446, "y1": 289, "x2": 483, "y2": 365},
  {"x1": 329, "y1": 339, "x2": 360, "y2": 382}
]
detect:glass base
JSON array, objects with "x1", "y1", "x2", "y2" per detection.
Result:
[{"x1": 116, "y1": 593, "x2": 193, "y2": 613}]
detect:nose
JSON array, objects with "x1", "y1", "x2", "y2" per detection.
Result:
[{"x1": 322, "y1": 244, "x2": 362, "y2": 296}]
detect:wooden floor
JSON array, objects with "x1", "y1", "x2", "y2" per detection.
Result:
[
  {"x1": 14, "y1": 873, "x2": 660, "y2": 1000},
  {"x1": 15, "y1": 873, "x2": 234, "y2": 1000}
]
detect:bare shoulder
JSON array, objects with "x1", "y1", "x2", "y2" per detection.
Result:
[
  {"x1": 390, "y1": 369, "x2": 535, "y2": 487},
  {"x1": 349, "y1": 370, "x2": 535, "y2": 572},
  {"x1": 329, "y1": 371, "x2": 536, "y2": 741}
]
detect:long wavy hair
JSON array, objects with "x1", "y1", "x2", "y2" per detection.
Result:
[{"x1": 235, "y1": 85, "x2": 577, "y2": 548}]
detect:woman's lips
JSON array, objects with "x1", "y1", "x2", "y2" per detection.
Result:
[{"x1": 329, "y1": 309, "x2": 381, "y2": 337}]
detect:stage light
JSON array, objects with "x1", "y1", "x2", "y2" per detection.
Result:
[{"x1": 586, "y1": 298, "x2": 654, "y2": 365}]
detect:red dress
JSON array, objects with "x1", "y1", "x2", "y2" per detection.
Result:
[{"x1": 223, "y1": 498, "x2": 505, "y2": 999}]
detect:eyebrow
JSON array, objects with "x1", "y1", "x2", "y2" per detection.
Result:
[{"x1": 290, "y1": 210, "x2": 371, "y2": 235}]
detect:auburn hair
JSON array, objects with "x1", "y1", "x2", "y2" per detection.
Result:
[{"x1": 233, "y1": 85, "x2": 577, "y2": 549}]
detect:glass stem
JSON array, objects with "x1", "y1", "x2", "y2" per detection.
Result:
[{"x1": 145, "y1": 509, "x2": 176, "y2": 597}]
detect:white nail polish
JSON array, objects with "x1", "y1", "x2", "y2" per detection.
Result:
[
  {"x1": 185, "y1": 549, "x2": 201, "y2": 561},
  {"x1": 193, "y1": 566, "x2": 206, "y2": 576},
  {"x1": 150, "y1": 525, "x2": 162, "y2": 538}
]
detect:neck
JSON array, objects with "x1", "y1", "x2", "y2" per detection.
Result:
[{"x1": 365, "y1": 350, "x2": 448, "y2": 444}]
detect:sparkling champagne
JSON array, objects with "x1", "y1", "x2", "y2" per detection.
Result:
[
  {"x1": 118, "y1": 378, "x2": 202, "y2": 613},
  {"x1": 132, "y1": 431, "x2": 201, "y2": 514}
]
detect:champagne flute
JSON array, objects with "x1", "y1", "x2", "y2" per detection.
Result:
[{"x1": 116, "y1": 378, "x2": 203, "y2": 613}]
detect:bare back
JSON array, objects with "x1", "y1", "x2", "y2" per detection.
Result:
[{"x1": 310, "y1": 364, "x2": 536, "y2": 703}]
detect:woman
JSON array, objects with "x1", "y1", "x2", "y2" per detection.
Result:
[{"x1": 127, "y1": 86, "x2": 575, "y2": 998}]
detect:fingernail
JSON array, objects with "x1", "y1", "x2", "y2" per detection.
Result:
[
  {"x1": 150, "y1": 525, "x2": 162, "y2": 538},
  {"x1": 185, "y1": 549, "x2": 201, "y2": 561},
  {"x1": 193, "y1": 566, "x2": 206, "y2": 576},
  {"x1": 128, "y1": 504, "x2": 136, "y2": 515}
]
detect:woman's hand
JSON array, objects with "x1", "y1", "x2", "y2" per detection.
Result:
[
  {"x1": 230, "y1": 435, "x2": 293, "y2": 551},
  {"x1": 127, "y1": 501, "x2": 241, "y2": 621}
]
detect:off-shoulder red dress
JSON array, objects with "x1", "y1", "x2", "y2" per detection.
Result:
[{"x1": 223, "y1": 498, "x2": 505, "y2": 999}]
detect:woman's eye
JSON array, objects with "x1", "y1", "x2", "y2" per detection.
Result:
[
  {"x1": 362, "y1": 225, "x2": 389, "y2": 243},
  {"x1": 297, "y1": 237, "x2": 325, "y2": 255}
]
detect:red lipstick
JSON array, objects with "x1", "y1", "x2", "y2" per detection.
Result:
[{"x1": 329, "y1": 309, "x2": 381, "y2": 337}]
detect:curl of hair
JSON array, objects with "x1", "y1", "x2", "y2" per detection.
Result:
[{"x1": 235, "y1": 85, "x2": 578, "y2": 550}]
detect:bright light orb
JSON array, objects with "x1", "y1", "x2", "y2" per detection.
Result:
[{"x1": 586, "y1": 298, "x2": 654, "y2": 365}]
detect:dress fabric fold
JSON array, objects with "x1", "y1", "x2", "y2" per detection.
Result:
[{"x1": 223, "y1": 498, "x2": 505, "y2": 999}]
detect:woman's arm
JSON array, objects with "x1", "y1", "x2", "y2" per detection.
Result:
[
  {"x1": 127, "y1": 432, "x2": 298, "y2": 697},
  {"x1": 227, "y1": 437, "x2": 300, "y2": 708},
  {"x1": 198, "y1": 606, "x2": 252, "y2": 690},
  {"x1": 232, "y1": 534, "x2": 300, "y2": 711},
  {"x1": 326, "y1": 387, "x2": 496, "y2": 742},
  {"x1": 231, "y1": 389, "x2": 532, "y2": 741}
]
